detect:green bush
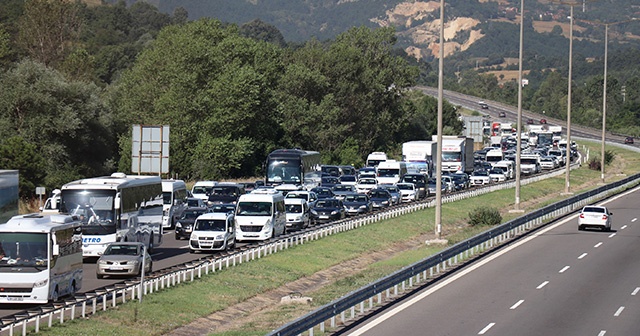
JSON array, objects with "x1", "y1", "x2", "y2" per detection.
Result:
[{"x1": 468, "y1": 207, "x2": 502, "y2": 227}]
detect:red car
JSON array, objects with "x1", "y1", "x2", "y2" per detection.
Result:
[{"x1": 540, "y1": 118, "x2": 547, "y2": 124}]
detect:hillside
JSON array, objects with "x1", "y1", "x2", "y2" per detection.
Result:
[{"x1": 147, "y1": 0, "x2": 640, "y2": 62}]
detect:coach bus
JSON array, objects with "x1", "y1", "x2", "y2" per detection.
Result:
[
  {"x1": 59, "y1": 173, "x2": 164, "y2": 257},
  {"x1": 0, "y1": 214, "x2": 83, "y2": 304},
  {"x1": 265, "y1": 149, "x2": 322, "y2": 191}
]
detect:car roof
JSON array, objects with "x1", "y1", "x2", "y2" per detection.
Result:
[{"x1": 284, "y1": 198, "x2": 306, "y2": 204}]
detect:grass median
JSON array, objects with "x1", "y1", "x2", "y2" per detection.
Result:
[{"x1": 37, "y1": 140, "x2": 640, "y2": 336}]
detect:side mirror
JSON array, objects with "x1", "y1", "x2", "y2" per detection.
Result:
[{"x1": 114, "y1": 194, "x2": 121, "y2": 210}]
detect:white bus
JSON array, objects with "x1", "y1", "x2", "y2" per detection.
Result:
[
  {"x1": 60, "y1": 172, "x2": 164, "y2": 257},
  {"x1": 0, "y1": 214, "x2": 83, "y2": 304}
]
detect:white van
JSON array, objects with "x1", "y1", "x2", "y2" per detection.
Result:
[
  {"x1": 191, "y1": 180, "x2": 218, "y2": 201},
  {"x1": 493, "y1": 160, "x2": 515, "y2": 180},
  {"x1": 189, "y1": 212, "x2": 236, "y2": 253},
  {"x1": 376, "y1": 160, "x2": 407, "y2": 185},
  {"x1": 162, "y1": 179, "x2": 188, "y2": 229},
  {"x1": 284, "y1": 198, "x2": 310, "y2": 231},
  {"x1": 234, "y1": 189, "x2": 286, "y2": 241}
]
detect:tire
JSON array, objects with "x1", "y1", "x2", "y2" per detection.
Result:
[
  {"x1": 69, "y1": 281, "x2": 77, "y2": 297},
  {"x1": 578, "y1": 225, "x2": 583, "y2": 231},
  {"x1": 147, "y1": 261, "x2": 153, "y2": 273},
  {"x1": 51, "y1": 287, "x2": 59, "y2": 302},
  {"x1": 97, "y1": 274, "x2": 104, "y2": 279}
]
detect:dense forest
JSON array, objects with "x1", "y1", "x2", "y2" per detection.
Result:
[
  {"x1": 0, "y1": 0, "x2": 461, "y2": 197},
  {"x1": 1, "y1": 0, "x2": 640, "y2": 198}
]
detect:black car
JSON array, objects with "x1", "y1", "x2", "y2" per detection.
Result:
[
  {"x1": 625, "y1": 136, "x2": 634, "y2": 144},
  {"x1": 342, "y1": 193, "x2": 372, "y2": 216},
  {"x1": 207, "y1": 183, "x2": 245, "y2": 205},
  {"x1": 368, "y1": 188, "x2": 393, "y2": 210},
  {"x1": 311, "y1": 198, "x2": 346, "y2": 224},
  {"x1": 320, "y1": 165, "x2": 341, "y2": 177},
  {"x1": 311, "y1": 187, "x2": 335, "y2": 200},
  {"x1": 321, "y1": 176, "x2": 340, "y2": 188},
  {"x1": 450, "y1": 173, "x2": 471, "y2": 191},
  {"x1": 175, "y1": 207, "x2": 209, "y2": 240}
]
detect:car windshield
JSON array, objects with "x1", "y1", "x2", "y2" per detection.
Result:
[
  {"x1": 194, "y1": 219, "x2": 227, "y2": 231},
  {"x1": 473, "y1": 171, "x2": 489, "y2": 176},
  {"x1": 344, "y1": 195, "x2": 363, "y2": 202},
  {"x1": 104, "y1": 245, "x2": 140, "y2": 256},
  {"x1": 316, "y1": 200, "x2": 339, "y2": 208},
  {"x1": 397, "y1": 184, "x2": 413, "y2": 190},
  {"x1": 340, "y1": 176, "x2": 356, "y2": 182},
  {"x1": 286, "y1": 193, "x2": 308, "y2": 200},
  {"x1": 181, "y1": 210, "x2": 206, "y2": 219},
  {"x1": 370, "y1": 191, "x2": 388, "y2": 198},
  {"x1": 359, "y1": 179, "x2": 376, "y2": 185},
  {"x1": 186, "y1": 199, "x2": 202, "y2": 207},
  {"x1": 286, "y1": 204, "x2": 303, "y2": 213},
  {"x1": 333, "y1": 185, "x2": 353, "y2": 192},
  {"x1": 583, "y1": 207, "x2": 605, "y2": 213},
  {"x1": 211, "y1": 205, "x2": 235, "y2": 213}
]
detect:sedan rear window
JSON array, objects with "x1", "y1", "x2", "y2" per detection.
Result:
[{"x1": 583, "y1": 207, "x2": 605, "y2": 213}]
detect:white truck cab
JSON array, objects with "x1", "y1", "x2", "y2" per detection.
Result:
[{"x1": 189, "y1": 212, "x2": 235, "y2": 253}]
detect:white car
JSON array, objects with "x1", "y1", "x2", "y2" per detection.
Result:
[
  {"x1": 396, "y1": 183, "x2": 418, "y2": 202},
  {"x1": 578, "y1": 206, "x2": 612, "y2": 231},
  {"x1": 441, "y1": 176, "x2": 455, "y2": 193},
  {"x1": 539, "y1": 156, "x2": 557, "y2": 170},
  {"x1": 356, "y1": 178, "x2": 377, "y2": 194},
  {"x1": 470, "y1": 171, "x2": 491, "y2": 186},
  {"x1": 488, "y1": 168, "x2": 507, "y2": 183}
]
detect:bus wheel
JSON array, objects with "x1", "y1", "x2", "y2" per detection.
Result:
[
  {"x1": 69, "y1": 281, "x2": 77, "y2": 297},
  {"x1": 51, "y1": 287, "x2": 59, "y2": 302}
]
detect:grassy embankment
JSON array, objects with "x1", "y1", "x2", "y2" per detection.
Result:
[{"x1": 33, "y1": 140, "x2": 640, "y2": 336}]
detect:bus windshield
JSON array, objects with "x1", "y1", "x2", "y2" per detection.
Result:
[
  {"x1": 61, "y1": 189, "x2": 116, "y2": 235},
  {"x1": 266, "y1": 159, "x2": 302, "y2": 184},
  {"x1": 0, "y1": 233, "x2": 48, "y2": 270}
]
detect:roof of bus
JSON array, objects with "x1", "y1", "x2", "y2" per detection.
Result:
[
  {"x1": 0, "y1": 214, "x2": 80, "y2": 233},
  {"x1": 62, "y1": 173, "x2": 161, "y2": 190}
]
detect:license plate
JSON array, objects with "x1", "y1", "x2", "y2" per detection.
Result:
[
  {"x1": 186, "y1": 229, "x2": 192, "y2": 232},
  {"x1": 7, "y1": 297, "x2": 23, "y2": 301},
  {"x1": 110, "y1": 267, "x2": 124, "y2": 271},
  {"x1": 319, "y1": 215, "x2": 329, "y2": 219}
]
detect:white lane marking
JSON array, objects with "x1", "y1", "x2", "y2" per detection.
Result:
[
  {"x1": 598, "y1": 331, "x2": 607, "y2": 336},
  {"x1": 608, "y1": 233, "x2": 616, "y2": 238},
  {"x1": 346, "y1": 186, "x2": 640, "y2": 336},
  {"x1": 594, "y1": 242, "x2": 603, "y2": 248},
  {"x1": 632, "y1": 218, "x2": 637, "y2": 222},
  {"x1": 614, "y1": 306, "x2": 625, "y2": 317},
  {"x1": 559, "y1": 266, "x2": 570, "y2": 273},
  {"x1": 478, "y1": 323, "x2": 495, "y2": 335},
  {"x1": 537, "y1": 281, "x2": 549, "y2": 289},
  {"x1": 578, "y1": 253, "x2": 588, "y2": 259},
  {"x1": 510, "y1": 300, "x2": 524, "y2": 310},
  {"x1": 179, "y1": 245, "x2": 190, "y2": 249},
  {"x1": 632, "y1": 287, "x2": 640, "y2": 296},
  {"x1": 621, "y1": 225, "x2": 628, "y2": 230}
]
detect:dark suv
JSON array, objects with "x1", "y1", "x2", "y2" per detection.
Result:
[
  {"x1": 624, "y1": 136, "x2": 634, "y2": 145},
  {"x1": 401, "y1": 173, "x2": 429, "y2": 199}
]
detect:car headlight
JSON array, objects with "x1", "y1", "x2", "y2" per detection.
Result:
[
  {"x1": 97, "y1": 259, "x2": 108, "y2": 265},
  {"x1": 215, "y1": 234, "x2": 224, "y2": 240},
  {"x1": 294, "y1": 216, "x2": 302, "y2": 221},
  {"x1": 359, "y1": 205, "x2": 367, "y2": 209},
  {"x1": 34, "y1": 279, "x2": 48, "y2": 288},
  {"x1": 311, "y1": 209, "x2": 318, "y2": 215},
  {"x1": 191, "y1": 234, "x2": 198, "y2": 240},
  {"x1": 176, "y1": 222, "x2": 182, "y2": 228},
  {"x1": 331, "y1": 210, "x2": 338, "y2": 215},
  {"x1": 382, "y1": 201, "x2": 389, "y2": 205},
  {"x1": 263, "y1": 219, "x2": 271, "y2": 231}
]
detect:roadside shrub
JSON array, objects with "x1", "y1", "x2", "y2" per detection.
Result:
[
  {"x1": 587, "y1": 150, "x2": 615, "y2": 171},
  {"x1": 468, "y1": 207, "x2": 502, "y2": 227},
  {"x1": 588, "y1": 157, "x2": 601, "y2": 171}
]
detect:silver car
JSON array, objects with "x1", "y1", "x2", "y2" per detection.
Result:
[{"x1": 96, "y1": 242, "x2": 152, "y2": 279}]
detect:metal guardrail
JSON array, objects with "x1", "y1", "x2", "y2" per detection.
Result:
[
  {"x1": 268, "y1": 171, "x2": 640, "y2": 336},
  {"x1": 0, "y1": 153, "x2": 597, "y2": 336}
]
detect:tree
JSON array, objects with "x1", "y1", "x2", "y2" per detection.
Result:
[
  {"x1": 240, "y1": 19, "x2": 286, "y2": 47},
  {"x1": 111, "y1": 19, "x2": 284, "y2": 179},
  {"x1": 16, "y1": 0, "x2": 83, "y2": 67},
  {"x1": 0, "y1": 136, "x2": 46, "y2": 197},
  {"x1": 0, "y1": 59, "x2": 114, "y2": 190}
]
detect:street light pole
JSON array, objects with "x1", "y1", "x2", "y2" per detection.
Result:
[
  {"x1": 564, "y1": 4, "x2": 574, "y2": 194},
  {"x1": 600, "y1": 23, "x2": 608, "y2": 183},
  {"x1": 435, "y1": 0, "x2": 444, "y2": 239},
  {"x1": 514, "y1": 0, "x2": 524, "y2": 211}
]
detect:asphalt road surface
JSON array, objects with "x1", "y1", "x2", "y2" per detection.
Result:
[{"x1": 346, "y1": 186, "x2": 640, "y2": 336}]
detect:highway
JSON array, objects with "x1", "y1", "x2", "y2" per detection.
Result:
[{"x1": 345, "y1": 186, "x2": 640, "y2": 336}]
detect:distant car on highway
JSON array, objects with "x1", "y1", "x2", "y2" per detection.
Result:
[
  {"x1": 624, "y1": 136, "x2": 634, "y2": 144},
  {"x1": 578, "y1": 206, "x2": 612, "y2": 231},
  {"x1": 498, "y1": 111, "x2": 506, "y2": 118},
  {"x1": 479, "y1": 101, "x2": 489, "y2": 109},
  {"x1": 540, "y1": 118, "x2": 547, "y2": 124}
]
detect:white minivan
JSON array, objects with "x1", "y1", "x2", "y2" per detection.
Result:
[
  {"x1": 284, "y1": 198, "x2": 310, "y2": 231},
  {"x1": 162, "y1": 180, "x2": 188, "y2": 229},
  {"x1": 189, "y1": 212, "x2": 236, "y2": 253},
  {"x1": 234, "y1": 189, "x2": 286, "y2": 241}
]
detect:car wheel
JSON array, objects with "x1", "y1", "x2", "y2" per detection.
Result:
[
  {"x1": 578, "y1": 225, "x2": 583, "y2": 231},
  {"x1": 97, "y1": 273, "x2": 104, "y2": 279},
  {"x1": 189, "y1": 249, "x2": 196, "y2": 254},
  {"x1": 51, "y1": 287, "x2": 59, "y2": 302},
  {"x1": 147, "y1": 261, "x2": 153, "y2": 273}
]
